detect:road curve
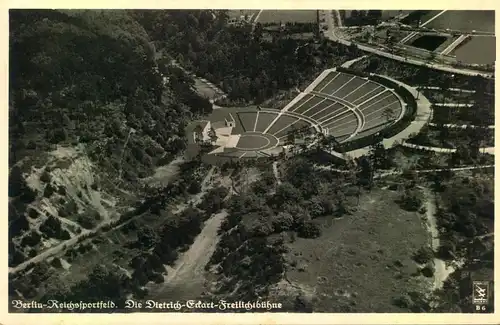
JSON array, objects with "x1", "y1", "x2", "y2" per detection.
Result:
[{"x1": 321, "y1": 10, "x2": 493, "y2": 79}]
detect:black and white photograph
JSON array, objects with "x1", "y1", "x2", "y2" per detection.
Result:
[{"x1": 6, "y1": 7, "x2": 496, "y2": 317}]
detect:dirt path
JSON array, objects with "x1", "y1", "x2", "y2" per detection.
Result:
[
  {"x1": 316, "y1": 164, "x2": 494, "y2": 178},
  {"x1": 157, "y1": 210, "x2": 227, "y2": 291},
  {"x1": 9, "y1": 161, "x2": 214, "y2": 276},
  {"x1": 148, "y1": 171, "x2": 233, "y2": 299},
  {"x1": 423, "y1": 188, "x2": 456, "y2": 290}
]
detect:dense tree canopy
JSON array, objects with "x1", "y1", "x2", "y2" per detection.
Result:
[
  {"x1": 132, "y1": 10, "x2": 361, "y2": 104},
  {"x1": 9, "y1": 10, "x2": 210, "y2": 175}
]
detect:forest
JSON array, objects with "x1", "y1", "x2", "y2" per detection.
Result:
[
  {"x1": 131, "y1": 10, "x2": 361, "y2": 104},
  {"x1": 8, "y1": 9, "x2": 494, "y2": 313},
  {"x1": 9, "y1": 9, "x2": 211, "y2": 178},
  {"x1": 8, "y1": 9, "x2": 212, "y2": 274}
]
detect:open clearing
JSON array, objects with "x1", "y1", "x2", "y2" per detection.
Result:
[
  {"x1": 255, "y1": 10, "x2": 317, "y2": 24},
  {"x1": 283, "y1": 188, "x2": 429, "y2": 312},
  {"x1": 147, "y1": 210, "x2": 228, "y2": 300},
  {"x1": 194, "y1": 79, "x2": 218, "y2": 99}
]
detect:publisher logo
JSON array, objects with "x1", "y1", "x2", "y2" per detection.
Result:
[{"x1": 472, "y1": 281, "x2": 489, "y2": 305}]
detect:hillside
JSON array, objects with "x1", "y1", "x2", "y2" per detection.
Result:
[
  {"x1": 131, "y1": 10, "x2": 361, "y2": 105},
  {"x1": 8, "y1": 9, "x2": 494, "y2": 313},
  {"x1": 8, "y1": 10, "x2": 211, "y2": 272}
]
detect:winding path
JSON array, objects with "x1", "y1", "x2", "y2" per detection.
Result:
[
  {"x1": 427, "y1": 122, "x2": 494, "y2": 129},
  {"x1": 315, "y1": 164, "x2": 494, "y2": 178},
  {"x1": 9, "y1": 165, "x2": 217, "y2": 276},
  {"x1": 401, "y1": 142, "x2": 495, "y2": 155},
  {"x1": 422, "y1": 188, "x2": 461, "y2": 290}
]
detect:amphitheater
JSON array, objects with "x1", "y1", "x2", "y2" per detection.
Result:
[{"x1": 189, "y1": 67, "x2": 412, "y2": 160}]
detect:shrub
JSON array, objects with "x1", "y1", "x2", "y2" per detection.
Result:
[
  {"x1": 137, "y1": 226, "x2": 159, "y2": 248},
  {"x1": 413, "y1": 246, "x2": 434, "y2": 264},
  {"x1": 248, "y1": 219, "x2": 275, "y2": 237},
  {"x1": 437, "y1": 241, "x2": 457, "y2": 260},
  {"x1": 20, "y1": 231, "x2": 42, "y2": 247},
  {"x1": 78, "y1": 214, "x2": 99, "y2": 229},
  {"x1": 421, "y1": 263, "x2": 435, "y2": 278},
  {"x1": 43, "y1": 184, "x2": 56, "y2": 198},
  {"x1": 57, "y1": 186, "x2": 67, "y2": 195},
  {"x1": 399, "y1": 188, "x2": 423, "y2": 211},
  {"x1": 39, "y1": 215, "x2": 70, "y2": 239},
  {"x1": 150, "y1": 273, "x2": 165, "y2": 283},
  {"x1": 50, "y1": 257, "x2": 63, "y2": 268},
  {"x1": 187, "y1": 181, "x2": 202, "y2": 194},
  {"x1": 9, "y1": 166, "x2": 34, "y2": 200},
  {"x1": 40, "y1": 170, "x2": 52, "y2": 183},
  {"x1": 271, "y1": 212, "x2": 295, "y2": 232},
  {"x1": 27, "y1": 208, "x2": 39, "y2": 219},
  {"x1": 297, "y1": 221, "x2": 321, "y2": 239}
]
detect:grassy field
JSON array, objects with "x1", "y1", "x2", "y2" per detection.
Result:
[
  {"x1": 194, "y1": 79, "x2": 219, "y2": 99},
  {"x1": 256, "y1": 10, "x2": 317, "y2": 24},
  {"x1": 423, "y1": 10, "x2": 495, "y2": 32},
  {"x1": 451, "y1": 36, "x2": 496, "y2": 65},
  {"x1": 282, "y1": 188, "x2": 429, "y2": 312}
]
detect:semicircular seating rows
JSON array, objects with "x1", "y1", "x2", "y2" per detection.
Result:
[
  {"x1": 204, "y1": 70, "x2": 406, "y2": 160},
  {"x1": 273, "y1": 70, "x2": 405, "y2": 143}
]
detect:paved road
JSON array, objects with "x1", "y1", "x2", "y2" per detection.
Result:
[{"x1": 321, "y1": 11, "x2": 493, "y2": 78}]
